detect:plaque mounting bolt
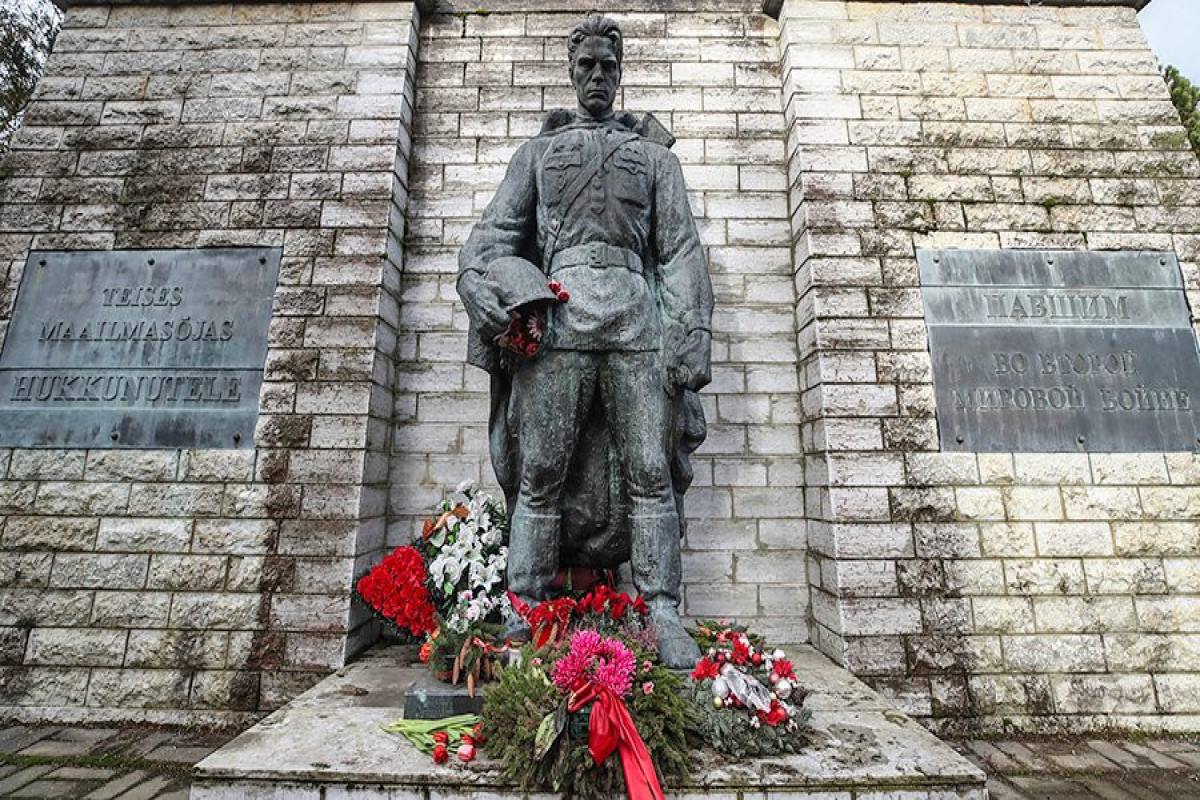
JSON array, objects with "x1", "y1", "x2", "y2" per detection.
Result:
[
  {"x1": 233, "y1": 433, "x2": 242, "y2": 444},
  {"x1": 955, "y1": 434, "x2": 964, "y2": 444},
  {"x1": 38, "y1": 259, "x2": 46, "y2": 267},
  {"x1": 147, "y1": 258, "x2": 155, "y2": 265},
  {"x1": 110, "y1": 431, "x2": 119, "y2": 441},
  {"x1": 1077, "y1": 434, "x2": 1086, "y2": 445},
  {"x1": 259, "y1": 257, "x2": 267, "y2": 265}
]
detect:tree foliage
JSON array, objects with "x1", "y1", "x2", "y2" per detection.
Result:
[
  {"x1": 1165, "y1": 65, "x2": 1200, "y2": 159},
  {"x1": 1, "y1": 0, "x2": 61, "y2": 150}
]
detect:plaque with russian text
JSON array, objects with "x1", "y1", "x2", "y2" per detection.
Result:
[
  {"x1": 0, "y1": 248, "x2": 280, "y2": 448},
  {"x1": 919, "y1": 249, "x2": 1200, "y2": 453}
]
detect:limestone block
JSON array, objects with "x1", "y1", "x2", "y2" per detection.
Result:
[
  {"x1": 8, "y1": 450, "x2": 86, "y2": 480},
  {"x1": 1051, "y1": 673, "x2": 1157, "y2": 714},
  {"x1": 841, "y1": 598, "x2": 921, "y2": 636},
  {"x1": 170, "y1": 593, "x2": 264, "y2": 629},
  {"x1": 25, "y1": 627, "x2": 127, "y2": 666},
  {"x1": 0, "y1": 665, "x2": 90, "y2": 706},
  {"x1": 1105, "y1": 633, "x2": 1200, "y2": 672},
  {"x1": 97, "y1": 518, "x2": 190, "y2": 552},
  {"x1": 91, "y1": 591, "x2": 172, "y2": 627},
  {"x1": 3, "y1": 517, "x2": 98, "y2": 551},
  {"x1": 148, "y1": 555, "x2": 228, "y2": 591},
  {"x1": 84, "y1": 451, "x2": 178, "y2": 482},
  {"x1": 1005, "y1": 559, "x2": 1086, "y2": 595},
  {"x1": 1034, "y1": 522, "x2": 1114, "y2": 557},
  {"x1": 1154, "y1": 674, "x2": 1200, "y2": 713},
  {"x1": 1083, "y1": 558, "x2": 1168, "y2": 595},
  {"x1": 1033, "y1": 596, "x2": 1136, "y2": 633},
  {"x1": 86, "y1": 668, "x2": 191, "y2": 708},
  {"x1": 1114, "y1": 521, "x2": 1200, "y2": 557},
  {"x1": 0, "y1": 552, "x2": 53, "y2": 588},
  {"x1": 49, "y1": 553, "x2": 148, "y2": 589},
  {"x1": 35, "y1": 482, "x2": 130, "y2": 515},
  {"x1": 1003, "y1": 634, "x2": 1105, "y2": 672},
  {"x1": 0, "y1": 482, "x2": 39, "y2": 514},
  {"x1": 972, "y1": 597, "x2": 1034, "y2": 634},
  {"x1": 1135, "y1": 597, "x2": 1200, "y2": 633}
]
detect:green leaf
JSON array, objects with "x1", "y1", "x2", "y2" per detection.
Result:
[{"x1": 533, "y1": 708, "x2": 563, "y2": 762}]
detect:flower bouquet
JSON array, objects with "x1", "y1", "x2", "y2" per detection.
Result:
[
  {"x1": 353, "y1": 545, "x2": 436, "y2": 639},
  {"x1": 382, "y1": 715, "x2": 484, "y2": 765},
  {"x1": 418, "y1": 484, "x2": 512, "y2": 635},
  {"x1": 354, "y1": 483, "x2": 516, "y2": 691}
]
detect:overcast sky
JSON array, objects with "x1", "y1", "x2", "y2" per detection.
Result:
[{"x1": 1140, "y1": 0, "x2": 1200, "y2": 81}]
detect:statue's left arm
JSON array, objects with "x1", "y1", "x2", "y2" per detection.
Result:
[
  {"x1": 652, "y1": 148, "x2": 714, "y2": 391},
  {"x1": 457, "y1": 141, "x2": 539, "y2": 340}
]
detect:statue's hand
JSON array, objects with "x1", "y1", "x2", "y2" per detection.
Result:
[
  {"x1": 459, "y1": 271, "x2": 511, "y2": 339},
  {"x1": 670, "y1": 329, "x2": 712, "y2": 392}
]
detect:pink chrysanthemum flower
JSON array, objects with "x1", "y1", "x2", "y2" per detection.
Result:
[{"x1": 551, "y1": 630, "x2": 636, "y2": 698}]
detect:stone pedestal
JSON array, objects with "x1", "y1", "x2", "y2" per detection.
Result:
[{"x1": 191, "y1": 644, "x2": 987, "y2": 799}]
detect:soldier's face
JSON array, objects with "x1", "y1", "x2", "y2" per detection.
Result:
[{"x1": 571, "y1": 36, "x2": 620, "y2": 117}]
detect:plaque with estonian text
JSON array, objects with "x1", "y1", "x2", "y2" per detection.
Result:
[
  {"x1": 919, "y1": 249, "x2": 1200, "y2": 453},
  {"x1": 0, "y1": 248, "x2": 280, "y2": 448}
]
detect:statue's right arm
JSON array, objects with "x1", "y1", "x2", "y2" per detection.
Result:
[{"x1": 457, "y1": 141, "x2": 540, "y2": 338}]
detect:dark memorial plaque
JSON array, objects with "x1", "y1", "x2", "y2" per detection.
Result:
[
  {"x1": 0, "y1": 248, "x2": 281, "y2": 449},
  {"x1": 919, "y1": 249, "x2": 1200, "y2": 453}
]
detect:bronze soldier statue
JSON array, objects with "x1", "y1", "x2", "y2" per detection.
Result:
[{"x1": 456, "y1": 14, "x2": 713, "y2": 668}]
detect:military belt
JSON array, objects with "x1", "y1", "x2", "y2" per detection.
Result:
[{"x1": 549, "y1": 242, "x2": 643, "y2": 276}]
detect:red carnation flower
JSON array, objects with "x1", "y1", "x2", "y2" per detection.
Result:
[
  {"x1": 757, "y1": 699, "x2": 789, "y2": 727},
  {"x1": 732, "y1": 637, "x2": 750, "y2": 666},
  {"x1": 690, "y1": 657, "x2": 719, "y2": 681}
]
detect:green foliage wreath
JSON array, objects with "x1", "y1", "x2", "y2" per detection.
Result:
[{"x1": 481, "y1": 647, "x2": 691, "y2": 799}]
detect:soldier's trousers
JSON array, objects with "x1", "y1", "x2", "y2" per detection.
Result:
[{"x1": 507, "y1": 348, "x2": 682, "y2": 604}]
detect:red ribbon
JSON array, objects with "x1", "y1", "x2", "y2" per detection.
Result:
[{"x1": 569, "y1": 684, "x2": 664, "y2": 800}]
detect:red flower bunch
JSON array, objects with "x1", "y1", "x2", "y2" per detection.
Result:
[
  {"x1": 494, "y1": 282, "x2": 569, "y2": 360},
  {"x1": 757, "y1": 698, "x2": 789, "y2": 727},
  {"x1": 577, "y1": 584, "x2": 648, "y2": 622},
  {"x1": 494, "y1": 307, "x2": 544, "y2": 359},
  {"x1": 547, "y1": 279, "x2": 570, "y2": 303},
  {"x1": 691, "y1": 657, "x2": 719, "y2": 681},
  {"x1": 355, "y1": 546, "x2": 437, "y2": 636},
  {"x1": 771, "y1": 658, "x2": 796, "y2": 682},
  {"x1": 509, "y1": 591, "x2": 576, "y2": 647}
]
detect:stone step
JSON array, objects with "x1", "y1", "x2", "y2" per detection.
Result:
[{"x1": 191, "y1": 644, "x2": 987, "y2": 800}]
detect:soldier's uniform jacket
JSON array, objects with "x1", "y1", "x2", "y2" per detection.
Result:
[{"x1": 458, "y1": 110, "x2": 713, "y2": 374}]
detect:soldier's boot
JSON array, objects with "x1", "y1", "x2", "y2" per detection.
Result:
[
  {"x1": 632, "y1": 510, "x2": 700, "y2": 668},
  {"x1": 648, "y1": 597, "x2": 700, "y2": 669},
  {"x1": 505, "y1": 508, "x2": 560, "y2": 642}
]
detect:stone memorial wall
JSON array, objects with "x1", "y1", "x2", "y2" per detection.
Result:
[
  {"x1": 0, "y1": 0, "x2": 1197, "y2": 734},
  {"x1": 0, "y1": 0, "x2": 421, "y2": 723},
  {"x1": 777, "y1": 0, "x2": 1200, "y2": 731}
]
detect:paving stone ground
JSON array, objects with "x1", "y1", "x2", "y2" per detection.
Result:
[
  {"x1": 952, "y1": 737, "x2": 1200, "y2": 799},
  {"x1": 1, "y1": 723, "x2": 1198, "y2": 798},
  {"x1": 0, "y1": 724, "x2": 235, "y2": 799}
]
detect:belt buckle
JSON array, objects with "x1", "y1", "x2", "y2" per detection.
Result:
[{"x1": 587, "y1": 246, "x2": 603, "y2": 267}]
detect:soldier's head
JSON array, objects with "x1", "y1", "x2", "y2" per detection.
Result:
[{"x1": 567, "y1": 15, "x2": 622, "y2": 118}]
